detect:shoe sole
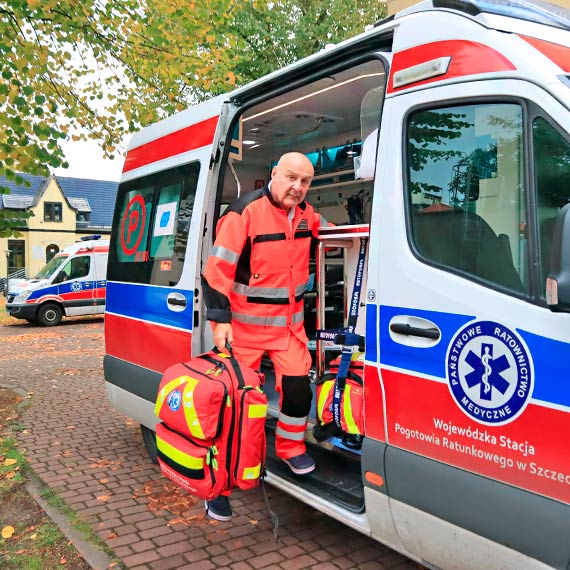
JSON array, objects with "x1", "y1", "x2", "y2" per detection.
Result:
[
  {"x1": 204, "y1": 501, "x2": 232, "y2": 522},
  {"x1": 282, "y1": 459, "x2": 316, "y2": 475}
]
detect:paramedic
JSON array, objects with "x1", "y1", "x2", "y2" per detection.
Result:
[{"x1": 202, "y1": 151, "x2": 327, "y2": 521}]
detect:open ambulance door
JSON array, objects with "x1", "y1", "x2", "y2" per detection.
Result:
[{"x1": 375, "y1": 78, "x2": 570, "y2": 570}]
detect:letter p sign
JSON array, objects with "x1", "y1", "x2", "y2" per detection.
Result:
[{"x1": 120, "y1": 195, "x2": 146, "y2": 257}]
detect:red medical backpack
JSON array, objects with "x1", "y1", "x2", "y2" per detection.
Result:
[
  {"x1": 154, "y1": 350, "x2": 267, "y2": 500},
  {"x1": 315, "y1": 352, "x2": 365, "y2": 436}
]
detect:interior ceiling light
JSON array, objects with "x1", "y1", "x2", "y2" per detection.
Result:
[{"x1": 243, "y1": 140, "x2": 257, "y2": 145}]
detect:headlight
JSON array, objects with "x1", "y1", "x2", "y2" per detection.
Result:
[{"x1": 14, "y1": 290, "x2": 32, "y2": 303}]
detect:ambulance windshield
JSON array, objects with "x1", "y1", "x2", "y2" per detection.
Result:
[{"x1": 35, "y1": 255, "x2": 68, "y2": 279}]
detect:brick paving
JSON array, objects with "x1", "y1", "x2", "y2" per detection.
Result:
[{"x1": 0, "y1": 319, "x2": 421, "y2": 570}]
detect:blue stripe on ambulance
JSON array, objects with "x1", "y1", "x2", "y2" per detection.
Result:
[
  {"x1": 377, "y1": 305, "x2": 570, "y2": 409},
  {"x1": 27, "y1": 284, "x2": 59, "y2": 300},
  {"x1": 105, "y1": 281, "x2": 193, "y2": 330}
]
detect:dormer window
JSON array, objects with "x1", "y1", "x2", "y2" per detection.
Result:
[{"x1": 45, "y1": 202, "x2": 62, "y2": 222}]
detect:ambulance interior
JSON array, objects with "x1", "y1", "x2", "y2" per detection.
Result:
[{"x1": 213, "y1": 58, "x2": 386, "y2": 511}]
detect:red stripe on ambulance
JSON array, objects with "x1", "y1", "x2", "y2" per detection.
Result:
[
  {"x1": 388, "y1": 40, "x2": 516, "y2": 93},
  {"x1": 382, "y1": 369, "x2": 569, "y2": 504},
  {"x1": 364, "y1": 364, "x2": 386, "y2": 442},
  {"x1": 520, "y1": 35, "x2": 570, "y2": 72},
  {"x1": 105, "y1": 313, "x2": 192, "y2": 373},
  {"x1": 123, "y1": 116, "x2": 219, "y2": 173}
]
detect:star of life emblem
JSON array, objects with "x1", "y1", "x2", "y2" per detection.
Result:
[
  {"x1": 446, "y1": 320, "x2": 533, "y2": 425},
  {"x1": 167, "y1": 389, "x2": 182, "y2": 412},
  {"x1": 70, "y1": 281, "x2": 82, "y2": 292}
]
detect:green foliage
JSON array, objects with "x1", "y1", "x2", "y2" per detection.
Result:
[{"x1": 0, "y1": 0, "x2": 386, "y2": 235}]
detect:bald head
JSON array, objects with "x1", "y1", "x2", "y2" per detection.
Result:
[{"x1": 270, "y1": 152, "x2": 314, "y2": 212}]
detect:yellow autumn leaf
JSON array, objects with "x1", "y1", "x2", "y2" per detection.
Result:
[
  {"x1": 4, "y1": 458, "x2": 17, "y2": 467},
  {"x1": 2, "y1": 526, "x2": 15, "y2": 539}
]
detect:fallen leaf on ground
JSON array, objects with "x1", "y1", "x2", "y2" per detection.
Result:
[
  {"x1": 1, "y1": 526, "x2": 15, "y2": 539},
  {"x1": 3, "y1": 458, "x2": 17, "y2": 467}
]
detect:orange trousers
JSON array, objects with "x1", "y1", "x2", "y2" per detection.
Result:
[{"x1": 233, "y1": 333, "x2": 312, "y2": 460}]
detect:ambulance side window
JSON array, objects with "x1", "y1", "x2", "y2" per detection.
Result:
[
  {"x1": 406, "y1": 102, "x2": 528, "y2": 295},
  {"x1": 532, "y1": 117, "x2": 570, "y2": 296},
  {"x1": 60, "y1": 256, "x2": 91, "y2": 281},
  {"x1": 107, "y1": 162, "x2": 200, "y2": 286}
]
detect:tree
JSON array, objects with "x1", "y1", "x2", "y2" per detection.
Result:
[{"x1": 0, "y1": 0, "x2": 386, "y2": 235}]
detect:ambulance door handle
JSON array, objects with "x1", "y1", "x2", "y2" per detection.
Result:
[
  {"x1": 167, "y1": 292, "x2": 187, "y2": 312},
  {"x1": 388, "y1": 315, "x2": 441, "y2": 348},
  {"x1": 390, "y1": 323, "x2": 440, "y2": 340}
]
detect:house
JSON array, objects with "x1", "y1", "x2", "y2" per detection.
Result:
[{"x1": 0, "y1": 173, "x2": 118, "y2": 280}]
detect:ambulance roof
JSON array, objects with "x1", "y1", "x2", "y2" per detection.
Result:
[
  {"x1": 61, "y1": 238, "x2": 109, "y2": 256},
  {"x1": 409, "y1": 0, "x2": 570, "y2": 31},
  {"x1": 128, "y1": 0, "x2": 570, "y2": 153}
]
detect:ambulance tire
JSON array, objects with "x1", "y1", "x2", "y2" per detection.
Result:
[
  {"x1": 37, "y1": 303, "x2": 62, "y2": 327},
  {"x1": 140, "y1": 425, "x2": 159, "y2": 464}
]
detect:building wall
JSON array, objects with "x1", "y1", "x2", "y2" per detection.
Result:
[
  {"x1": 25, "y1": 178, "x2": 78, "y2": 277},
  {"x1": 1, "y1": 178, "x2": 77, "y2": 279}
]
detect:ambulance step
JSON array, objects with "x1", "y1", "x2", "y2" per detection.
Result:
[{"x1": 264, "y1": 418, "x2": 364, "y2": 512}]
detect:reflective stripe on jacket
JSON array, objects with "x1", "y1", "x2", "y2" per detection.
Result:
[{"x1": 202, "y1": 186, "x2": 327, "y2": 350}]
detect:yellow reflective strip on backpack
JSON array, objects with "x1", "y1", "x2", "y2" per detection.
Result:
[
  {"x1": 156, "y1": 436, "x2": 204, "y2": 471},
  {"x1": 248, "y1": 404, "x2": 268, "y2": 419},
  {"x1": 182, "y1": 377, "x2": 205, "y2": 439},
  {"x1": 342, "y1": 384, "x2": 360, "y2": 434},
  {"x1": 317, "y1": 380, "x2": 334, "y2": 423},
  {"x1": 155, "y1": 375, "x2": 189, "y2": 416},
  {"x1": 242, "y1": 464, "x2": 261, "y2": 480}
]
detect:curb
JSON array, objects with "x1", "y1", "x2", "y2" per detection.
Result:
[{"x1": 26, "y1": 474, "x2": 115, "y2": 570}]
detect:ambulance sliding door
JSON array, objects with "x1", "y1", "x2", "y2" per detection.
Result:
[
  {"x1": 375, "y1": 81, "x2": 570, "y2": 570},
  {"x1": 105, "y1": 155, "x2": 212, "y2": 429}
]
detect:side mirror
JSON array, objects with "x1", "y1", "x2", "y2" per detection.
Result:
[{"x1": 546, "y1": 203, "x2": 570, "y2": 311}]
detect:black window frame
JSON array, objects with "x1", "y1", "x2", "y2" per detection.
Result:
[{"x1": 44, "y1": 201, "x2": 63, "y2": 222}]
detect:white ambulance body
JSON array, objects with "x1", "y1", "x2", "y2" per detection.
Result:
[
  {"x1": 6, "y1": 236, "x2": 108, "y2": 326},
  {"x1": 104, "y1": 1, "x2": 570, "y2": 568}
]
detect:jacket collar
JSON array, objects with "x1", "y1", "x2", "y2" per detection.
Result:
[{"x1": 263, "y1": 184, "x2": 307, "y2": 212}]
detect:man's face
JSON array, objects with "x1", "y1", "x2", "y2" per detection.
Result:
[{"x1": 270, "y1": 154, "x2": 314, "y2": 211}]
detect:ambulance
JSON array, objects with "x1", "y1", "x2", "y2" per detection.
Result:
[
  {"x1": 6, "y1": 236, "x2": 108, "y2": 326},
  {"x1": 104, "y1": 1, "x2": 570, "y2": 568}
]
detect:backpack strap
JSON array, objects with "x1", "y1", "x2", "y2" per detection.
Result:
[{"x1": 331, "y1": 237, "x2": 368, "y2": 429}]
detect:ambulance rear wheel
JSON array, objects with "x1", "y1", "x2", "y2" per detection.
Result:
[
  {"x1": 37, "y1": 303, "x2": 62, "y2": 326},
  {"x1": 140, "y1": 425, "x2": 158, "y2": 464}
]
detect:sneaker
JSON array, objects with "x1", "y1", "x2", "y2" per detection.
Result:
[
  {"x1": 205, "y1": 495, "x2": 232, "y2": 521},
  {"x1": 282, "y1": 453, "x2": 316, "y2": 475}
]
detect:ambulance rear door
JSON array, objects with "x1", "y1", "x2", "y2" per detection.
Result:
[{"x1": 375, "y1": 76, "x2": 570, "y2": 570}]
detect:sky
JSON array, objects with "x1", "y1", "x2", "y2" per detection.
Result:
[{"x1": 53, "y1": 138, "x2": 127, "y2": 182}]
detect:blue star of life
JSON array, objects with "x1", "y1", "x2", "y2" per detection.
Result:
[
  {"x1": 167, "y1": 389, "x2": 182, "y2": 412},
  {"x1": 446, "y1": 320, "x2": 533, "y2": 425}
]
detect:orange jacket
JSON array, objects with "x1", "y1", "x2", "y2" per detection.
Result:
[{"x1": 202, "y1": 186, "x2": 327, "y2": 350}]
